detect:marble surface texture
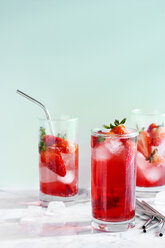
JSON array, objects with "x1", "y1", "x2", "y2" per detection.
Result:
[{"x1": 0, "y1": 189, "x2": 165, "y2": 248}]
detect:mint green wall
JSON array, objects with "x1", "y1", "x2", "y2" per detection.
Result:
[{"x1": 0, "y1": 0, "x2": 165, "y2": 189}]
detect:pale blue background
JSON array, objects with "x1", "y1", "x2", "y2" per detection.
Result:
[{"x1": 0, "y1": 0, "x2": 165, "y2": 189}]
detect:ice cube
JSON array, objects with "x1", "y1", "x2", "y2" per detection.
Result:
[
  {"x1": 137, "y1": 152, "x2": 146, "y2": 170},
  {"x1": 105, "y1": 139, "x2": 124, "y2": 155},
  {"x1": 57, "y1": 170, "x2": 74, "y2": 184},
  {"x1": 40, "y1": 167, "x2": 57, "y2": 183},
  {"x1": 145, "y1": 167, "x2": 162, "y2": 183},
  {"x1": 46, "y1": 201, "x2": 67, "y2": 220},
  {"x1": 92, "y1": 143, "x2": 111, "y2": 161},
  {"x1": 47, "y1": 201, "x2": 66, "y2": 214},
  {"x1": 61, "y1": 153, "x2": 75, "y2": 169}
]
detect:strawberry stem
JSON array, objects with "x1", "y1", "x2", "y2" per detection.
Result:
[{"x1": 146, "y1": 149, "x2": 158, "y2": 163}]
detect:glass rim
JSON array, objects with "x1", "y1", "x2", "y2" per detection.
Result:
[
  {"x1": 38, "y1": 116, "x2": 78, "y2": 122},
  {"x1": 131, "y1": 109, "x2": 165, "y2": 117},
  {"x1": 91, "y1": 128, "x2": 138, "y2": 138}
]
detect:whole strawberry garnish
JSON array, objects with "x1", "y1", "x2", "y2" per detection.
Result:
[
  {"x1": 150, "y1": 126, "x2": 165, "y2": 146},
  {"x1": 146, "y1": 149, "x2": 163, "y2": 166},
  {"x1": 147, "y1": 123, "x2": 158, "y2": 133},
  {"x1": 110, "y1": 124, "x2": 127, "y2": 135},
  {"x1": 40, "y1": 149, "x2": 66, "y2": 177},
  {"x1": 137, "y1": 131, "x2": 152, "y2": 158},
  {"x1": 103, "y1": 118, "x2": 128, "y2": 134}
]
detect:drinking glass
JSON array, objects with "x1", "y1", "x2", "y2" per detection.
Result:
[
  {"x1": 39, "y1": 116, "x2": 79, "y2": 207},
  {"x1": 131, "y1": 109, "x2": 165, "y2": 193},
  {"x1": 91, "y1": 128, "x2": 138, "y2": 231}
]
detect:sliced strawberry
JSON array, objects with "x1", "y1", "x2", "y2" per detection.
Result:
[
  {"x1": 43, "y1": 135, "x2": 63, "y2": 146},
  {"x1": 137, "y1": 131, "x2": 152, "y2": 158},
  {"x1": 147, "y1": 123, "x2": 158, "y2": 133},
  {"x1": 56, "y1": 141, "x2": 75, "y2": 154},
  {"x1": 110, "y1": 124, "x2": 128, "y2": 135},
  {"x1": 150, "y1": 126, "x2": 165, "y2": 146},
  {"x1": 40, "y1": 149, "x2": 66, "y2": 177},
  {"x1": 146, "y1": 149, "x2": 164, "y2": 166}
]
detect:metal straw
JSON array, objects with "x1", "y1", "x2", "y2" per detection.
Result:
[
  {"x1": 142, "y1": 216, "x2": 155, "y2": 230},
  {"x1": 17, "y1": 89, "x2": 54, "y2": 135},
  {"x1": 159, "y1": 220, "x2": 165, "y2": 237},
  {"x1": 136, "y1": 199, "x2": 165, "y2": 236},
  {"x1": 136, "y1": 203, "x2": 162, "y2": 220},
  {"x1": 144, "y1": 220, "x2": 162, "y2": 233},
  {"x1": 142, "y1": 201, "x2": 165, "y2": 220}
]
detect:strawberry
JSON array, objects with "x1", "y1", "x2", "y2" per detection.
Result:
[
  {"x1": 150, "y1": 126, "x2": 165, "y2": 146},
  {"x1": 43, "y1": 135, "x2": 63, "y2": 146},
  {"x1": 40, "y1": 149, "x2": 66, "y2": 177},
  {"x1": 103, "y1": 118, "x2": 128, "y2": 135},
  {"x1": 47, "y1": 138, "x2": 75, "y2": 154},
  {"x1": 137, "y1": 131, "x2": 152, "y2": 158},
  {"x1": 54, "y1": 140, "x2": 75, "y2": 154},
  {"x1": 110, "y1": 124, "x2": 127, "y2": 135},
  {"x1": 147, "y1": 123, "x2": 158, "y2": 133},
  {"x1": 146, "y1": 149, "x2": 163, "y2": 166}
]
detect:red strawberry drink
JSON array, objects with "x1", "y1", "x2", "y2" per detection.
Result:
[
  {"x1": 39, "y1": 117, "x2": 79, "y2": 206},
  {"x1": 91, "y1": 119, "x2": 137, "y2": 232},
  {"x1": 136, "y1": 120, "x2": 165, "y2": 189}
]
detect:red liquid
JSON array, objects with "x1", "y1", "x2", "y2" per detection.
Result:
[
  {"x1": 136, "y1": 123, "x2": 165, "y2": 188},
  {"x1": 39, "y1": 145, "x2": 79, "y2": 197},
  {"x1": 136, "y1": 152, "x2": 165, "y2": 187},
  {"x1": 91, "y1": 136, "x2": 137, "y2": 222}
]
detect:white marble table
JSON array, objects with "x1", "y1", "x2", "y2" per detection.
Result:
[{"x1": 0, "y1": 189, "x2": 164, "y2": 248}]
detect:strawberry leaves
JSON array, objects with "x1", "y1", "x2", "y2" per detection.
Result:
[
  {"x1": 39, "y1": 127, "x2": 46, "y2": 152},
  {"x1": 146, "y1": 149, "x2": 158, "y2": 163},
  {"x1": 103, "y1": 118, "x2": 126, "y2": 130}
]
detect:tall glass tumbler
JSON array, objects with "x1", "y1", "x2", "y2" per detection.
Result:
[
  {"x1": 131, "y1": 110, "x2": 165, "y2": 192},
  {"x1": 91, "y1": 129, "x2": 138, "y2": 232},
  {"x1": 39, "y1": 116, "x2": 79, "y2": 206}
]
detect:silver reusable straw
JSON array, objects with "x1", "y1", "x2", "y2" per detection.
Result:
[
  {"x1": 136, "y1": 200, "x2": 161, "y2": 219},
  {"x1": 141, "y1": 201, "x2": 165, "y2": 237},
  {"x1": 144, "y1": 220, "x2": 162, "y2": 233},
  {"x1": 159, "y1": 220, "x2": 165, "y2": 237},
  {"x1": 142, "y1": 201, "x2": 165, "y2": 220},
  {"x1": 17, "y1": 89, "x2": 54, "y2": 135},
  {"x1": 136, "y1": 199, "x2": 162, "y2": 231},
  {"x1": 142, "y1": 216, "x2": 155, "y2": 230}
]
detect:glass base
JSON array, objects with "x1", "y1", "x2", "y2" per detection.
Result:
[
  {"x1": 40, "y1": 192, "x2": 78, "y2": 207},
  {"x1": 91, "y1": 217, "x2": 135, "y2": 232},
  {"x1": 136, "y1": 185, "x2": 165, "y2": 198}
]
